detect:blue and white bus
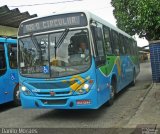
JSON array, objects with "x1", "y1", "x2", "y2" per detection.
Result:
[
  {"x1": 0, "y1": 37, "x2": 20, "y2": 106},
  {"x1": 18, "y1": 11, "x2": 140, "y2": 109}
]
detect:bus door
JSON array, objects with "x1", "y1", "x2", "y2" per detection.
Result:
[
  {"x1": 91, "y1": 25, "x2": 109, "y2": 105},
  {"x1": 5, "y1": 43, "x2": 18, "y2": 102},
  {"x1": 0, "y1": 43, "x2": 7, "y2": 104}
]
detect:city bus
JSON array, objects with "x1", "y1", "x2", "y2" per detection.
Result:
[
  {"x1": 0, "y1": 37, "x2": 20, "y2": 106},
  {"x1": 18, "y1": 11, "x2": 140, "y2": 109}
]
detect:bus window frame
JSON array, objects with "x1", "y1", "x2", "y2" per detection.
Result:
[
  {"x1": 124, "y1": 37, "x2": 130, "y2": 55},
  {"x1": 111, "y1": 30, "x2": 120, "y2": 56},
  {"x1": 90, "y1": 23, "x2": 106, "y2": 67},
  {"x1": 118, "y1": 34, "x2": 125, "y2": 55},
  {"x1": 8, "y1": 44, "x2": 17, "y2": 69},
  {"x1": 103, "y1": 26, "x2": 113, "y2": 55}
]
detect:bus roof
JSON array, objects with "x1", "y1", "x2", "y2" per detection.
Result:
[
  {"x1": 87, "y1": 11, "x2": 133, "y2": 39},
  {"x1": 19, "y1": 10, "x2": 135, "y2": 41},
  {"x1": 0, "y1": 37, "x2": 17, "y2": 43}
]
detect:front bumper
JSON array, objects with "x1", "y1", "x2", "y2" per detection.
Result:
[{"x1": 20, "y1": 89, "x2": 99, "y2": 109}]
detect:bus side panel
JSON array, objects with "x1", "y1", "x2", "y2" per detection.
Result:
[
  {"x1": 4, "y1": 43, "x2": 19, "y2": 103},
  {"x1": 95, "y1": 55, "x2": 137, "y2": 107},
  {"x1": 95, "y1": 68, "x2": 111, "y2": 107},
  {"x1": 0, "y1": 40, "x2": 18, "y2": 104},
  {"x1": 5, "y1": 69, "x2": 19, "y2": 103},
  {"x1": 120, "y1": 56, "x2": 133, "y2": 89},
  {"x1": 0, "y1": 75, "x2": 6, "y2": 104},
  {"x1": 116, "y1": 55, "x2": 136, "y2": 92},
  {"x1": 0, "y1": 42, "x2": 6, "y2": 104},
  {"x1": 118, "y1": 55, "x2": 140, "y2": 92}
]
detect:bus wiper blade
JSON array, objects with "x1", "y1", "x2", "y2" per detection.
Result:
[
  {"x1": 54, "y1": 28, "x2": 69, "y2": 59},
  {"x1": 54, "y1": 37, "x2": 57, "y2": 59},
  {"x1": 31, "y1": 34, "x2": 41, "y2": 51},
  {"x1": 19, "y1": 39, "x2": 25, "y2": 46},
  {"x1": 31, "y1": 34, "x2": 43, "y2": 61},
  {"x1": 56, "y1": 28, "x2": 69, "y2": 48}
]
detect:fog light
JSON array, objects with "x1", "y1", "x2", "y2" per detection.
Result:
[
  {"x1": 78, "y1": 89, "x2": 84, "y2": 94},
  {"x1": 24, "y1": 90, "x2": 31, "y2": 96}
]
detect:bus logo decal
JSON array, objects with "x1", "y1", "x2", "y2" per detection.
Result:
[
  {"x1": 43, "y1": 66, "x2": 49, "y2": 74},
  {"x1": 50, "y1": 91, "x2": 55, "y2": 96},
  {"x1": 10, "y1": 73, "x2": 15, "y2": 80}
]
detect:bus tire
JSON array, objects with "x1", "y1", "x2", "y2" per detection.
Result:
[
  {"x1": 13, "y1": 85, "x2": 21, "y2": 106},
  {"x1": 131, "y1": 69, "x2": 136, "y2": 86},
  {"x1": 108, "y1": 78, "x2": 117, "y2": 106}
]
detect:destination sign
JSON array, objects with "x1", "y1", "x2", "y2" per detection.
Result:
[{"x1": 18, "y1": 12, "x2": 88, "y2": 36}]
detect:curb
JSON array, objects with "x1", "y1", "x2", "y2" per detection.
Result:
[
  {"x1": 131, "y1": 82, "x2": 154, "y2": 115},
  {"x1": 142, "y1": 82, "x2": 154, "y2": 101},
  {"x1": 122, "y1": 82, "x2": 154, "y2": 128}
]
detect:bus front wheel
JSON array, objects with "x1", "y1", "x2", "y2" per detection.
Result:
[
  {"x1": 108, "y1": 79, "x2": 116, "y2": 106},
  {"x1": 131, "y1": 70, "x2": 136, "y2": 86},
  {"x1": 13, "y1": 85, "x2": 21, "y2": 106}
]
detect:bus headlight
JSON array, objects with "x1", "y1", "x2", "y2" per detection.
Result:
[
  {"x1": 74, "y1": 80, "x2": 94, "y2": 95},
  {"x1": 83, "y1": 83, "x2": 89, "y2": 89},
  {"x1": 21, "y1": 85, "x2": 32, "y2": 96},
  {"x1": 21, "y1": 86, "x2": 26, "y2": 91},
  {"x1": 76, "y1": 83, "x2": 90, "y2": 94}
]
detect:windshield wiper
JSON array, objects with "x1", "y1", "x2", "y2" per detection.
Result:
[
  {"x1": 19, "y1": 39, "x2": 34, "y2": 66},
  {"x1": 54, "y1": 28, "x2": 69, "y2": 59},
  {"x1": 30, "y1": 34, "x2": 43, "y2": 61}
]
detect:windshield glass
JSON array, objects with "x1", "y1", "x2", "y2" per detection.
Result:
[{"x1": 18, "y1": 29, "x2": 91, "y2": 78}]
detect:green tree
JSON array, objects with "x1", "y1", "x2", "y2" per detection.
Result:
[{"x1": 111, "y1": 0, "x2": 160, "y2": 41}]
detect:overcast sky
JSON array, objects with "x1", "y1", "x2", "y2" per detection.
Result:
[{"x1": 0, "y1": 0, "x2": 148, "y2": 47}]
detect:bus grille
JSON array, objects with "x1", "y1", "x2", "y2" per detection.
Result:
[
  {"x1": 36, "y1": 91, "x2": 71, "y2": 97},
  {"x1": 40, "y1": 99, "x2": 67, "y2": 105},
  {"x1": 28, "y1": 81, "x2": 76, "y2": 89},
  {"x1": 37, "y1": 91, "x2": 70, "y2": 95}
]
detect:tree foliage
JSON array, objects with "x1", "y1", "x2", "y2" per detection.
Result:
[{"x1": 111, "y1": 0, "x2": 160, "y2": 41}]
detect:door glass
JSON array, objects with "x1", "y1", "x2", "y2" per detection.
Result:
[{"x1": 8, "y1": 44, "x2": 17, "y2": 69}]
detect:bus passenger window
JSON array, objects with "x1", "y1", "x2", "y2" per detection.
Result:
[
  {"x1": 103, "y1": 26, "x2": 112, "y2": 55},
  {"x1": 124, "y1": 37, "x2": 130, "y2": 55},
  {"x1": 130, "y1": 39, "x2": 135, "y2": 56},
  {"x1": 126, "y1": 38, "x2": 131, "y2": 54},
  {"x1": 119, "y1": 34, "x2": 125, "y2": 55},
  {"x1": 0, "y1": 45, "x2": 6, "y2": 76},
  {"x1": 8, "y1": 44, "x2": 17, "y2": 68},
  {"x1": 111, "y1": 30, "x2": 120, "y2": 55},
  {"x1": 93, "y1": 26, "x2": 105, "y2": 57}
]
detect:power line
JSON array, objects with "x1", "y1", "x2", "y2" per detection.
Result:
[
  {"x1": 8, "y1": 0, "x2": 83, "y2": 8},
  {"x1": 93, "y1": 6, "x2": 112, "y2": 10}
]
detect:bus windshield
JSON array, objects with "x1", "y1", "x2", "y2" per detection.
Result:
[{"x1": 18, "y1": 29, "x2": 91, "y2": 78}]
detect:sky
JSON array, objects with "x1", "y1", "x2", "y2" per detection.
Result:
[{"x1": 0, "y1": 0, "x2": 149, "y2": 47}]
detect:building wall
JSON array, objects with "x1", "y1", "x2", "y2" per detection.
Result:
[{"x1": 0, "y1": 25, "x2": 18, "y2": 37}]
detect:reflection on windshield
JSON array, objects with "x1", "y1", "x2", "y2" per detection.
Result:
[{"x1": 18, "y1": 29, "x2": 91, "y2": 78}]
